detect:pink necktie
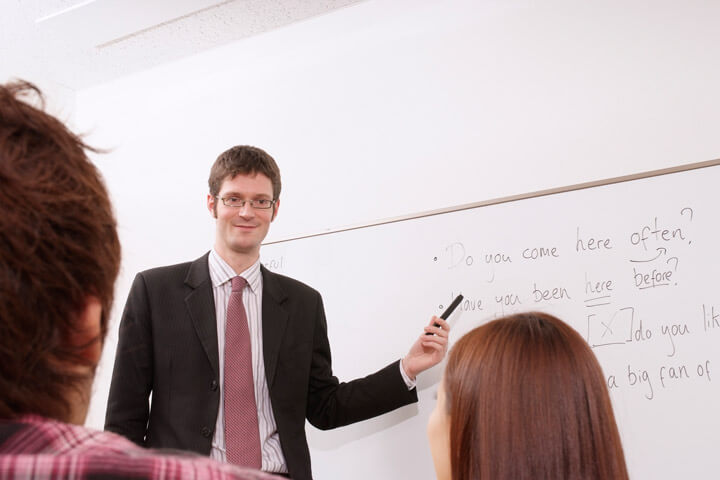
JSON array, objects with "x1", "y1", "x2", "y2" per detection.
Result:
[{"x1": 224, "y1": 276, "x2": 262, "y2": 467}]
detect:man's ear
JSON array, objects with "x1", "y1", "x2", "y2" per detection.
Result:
[
  {"x1": 271, "y1": 198, "x2": 280, "y2": 222},
  {"x1": 71, "y1": 297, "x2": 103, "y2": 365},
  {"x1": 207, "y1": 194, "x2": 218, "y2": 219}
]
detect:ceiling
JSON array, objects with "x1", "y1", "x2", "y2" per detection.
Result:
[{"x1": 1, "y1": 0, "x2": 367, "y2": 90}]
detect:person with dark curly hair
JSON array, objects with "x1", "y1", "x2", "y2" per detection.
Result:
[{"x1": 0, "y1": 80, "x2": 279, "y2": 480}]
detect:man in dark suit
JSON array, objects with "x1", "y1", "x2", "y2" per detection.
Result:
[{"x1": 105, "y1": 145, "x2": 450, "y2": 480}]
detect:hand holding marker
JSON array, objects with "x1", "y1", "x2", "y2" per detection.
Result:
[{"x1": 426, "y1": 294, "x2": 463, "y2": 335}]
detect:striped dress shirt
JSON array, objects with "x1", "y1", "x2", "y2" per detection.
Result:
[{"x1": 208, "y1": 250, "x2": 287, "y2": 475}]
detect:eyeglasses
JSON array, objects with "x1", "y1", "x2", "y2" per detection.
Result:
[{"x1": 217, "y1": 196, "x2": 276, "y2": 209}]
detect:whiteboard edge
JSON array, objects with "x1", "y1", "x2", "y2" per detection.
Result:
[{"x1": 263, "y1": 158, "x2": 720, "y2": 246}]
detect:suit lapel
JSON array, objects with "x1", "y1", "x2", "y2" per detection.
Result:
[
  {"x1": 261, "y1": 266, "x2": 289, "y2": 387},
  {"x1": 184, "y1": 253, "x2": 220, "y2": 376}
]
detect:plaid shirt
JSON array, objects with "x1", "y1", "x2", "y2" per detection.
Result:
[{"x1": 0, "y1": 416, "x2": 281, "y2": 480}]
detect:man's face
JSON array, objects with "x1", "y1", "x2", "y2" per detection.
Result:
[{"x1": 208, "y1": 172, "x2": 279, "y2": 260}]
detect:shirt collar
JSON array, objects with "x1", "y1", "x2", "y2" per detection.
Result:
[{"x1": 209, "y1": 249, "x2": 262, "y2": 293}]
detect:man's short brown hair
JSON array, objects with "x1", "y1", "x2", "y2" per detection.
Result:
[
  {"x1": 0, "y1": 81, "x2": 121, "y2": 420},
  {"x1": 208, "y1": 145, "x2": 282, "y2": 199}
]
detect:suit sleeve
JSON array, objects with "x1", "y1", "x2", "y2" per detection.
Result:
[
  {"x1": 104, "y1": 273, "x2": 154, "y2": 445},
  {"x1": 304, "y1": 293, "x2": 418, "y2": 430}
]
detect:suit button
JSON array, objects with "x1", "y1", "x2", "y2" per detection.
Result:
[
  {"x1": 201, "y1": 426, "x2": 212, "y2": 438},
  {"x1": 210, "y1": 380, "x2": 218, "y2": 391}
]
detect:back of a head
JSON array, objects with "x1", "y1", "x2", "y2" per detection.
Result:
[
  {"x1": 0, "y1": 81, "x2": 121, "y2": 421},
  {"x1": 445, "y1": 312, "x2": 629, "y2": 480}
]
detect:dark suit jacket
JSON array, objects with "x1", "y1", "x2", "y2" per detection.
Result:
[{"x1": 105, "y1": 253, "x2": 417, "y2": 480}]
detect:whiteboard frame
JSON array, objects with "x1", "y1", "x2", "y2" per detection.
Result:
[{"x1": 265, "y1": 158, "x2": 720, "y2": 245}]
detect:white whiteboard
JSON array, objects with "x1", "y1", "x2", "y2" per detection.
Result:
[{"x1": 260, "y1": 161, "x2": 720, "y2": 480}]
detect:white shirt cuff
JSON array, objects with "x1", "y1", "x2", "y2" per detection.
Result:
[{"x1": 399, "y1": 359, "x2": 417, "y2": 390}]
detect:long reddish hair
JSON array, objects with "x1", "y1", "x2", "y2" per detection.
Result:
[{"x1": 444, "y1": 312, "x2": 628, "y2": 480}]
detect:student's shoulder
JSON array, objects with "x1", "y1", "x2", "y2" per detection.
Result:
[
  {"x1": 117, "y1": 449, "x2": 281, "y2": 480},
  {"x1": 54, "y1": 420, "x2": 279, "y2": 480}
]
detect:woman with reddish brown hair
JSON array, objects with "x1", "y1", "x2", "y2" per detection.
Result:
[{"x1": 427, "y1": 312, "x2": 629, "y2": 480}]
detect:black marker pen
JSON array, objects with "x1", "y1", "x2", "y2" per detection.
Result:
[{"x1": 426, "y1": 294, "x2": 463, "y2": 335}]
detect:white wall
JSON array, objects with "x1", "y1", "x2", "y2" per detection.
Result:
[{"x1": 74, "y1": 0, "x2": 720, "y2": 475}]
